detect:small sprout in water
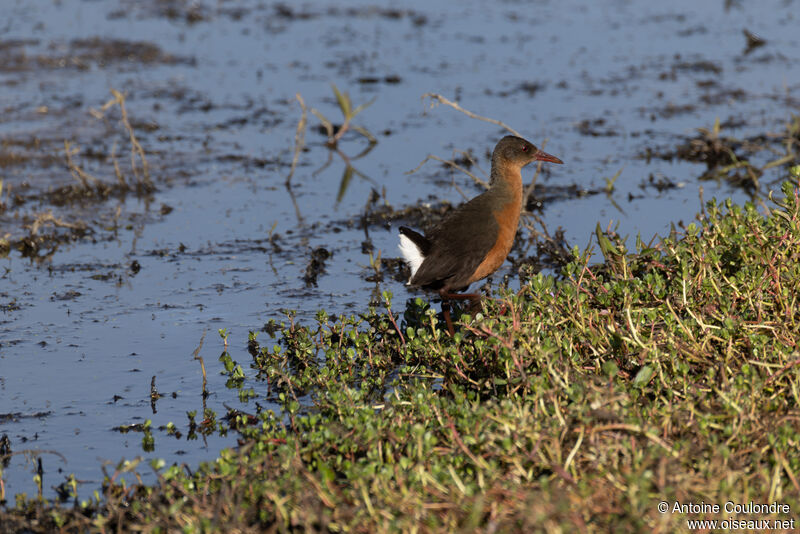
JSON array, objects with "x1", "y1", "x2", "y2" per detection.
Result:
[
  {"x1": 604, "y1": 168, "x2": 622, "y2": 194},
  {"x1": 310, "y1": 83, "x2": 377, "y2": 148},
  {"x1": 239, "y1": 388, "x2": 256, "y2": 402},
  {"x1": 142, "y1": 432, "x2": 155, "y2": 452}
]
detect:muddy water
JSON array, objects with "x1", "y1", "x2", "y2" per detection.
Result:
[{"x1": 1, "y1": 0, "x2": 798, "y2": 498}]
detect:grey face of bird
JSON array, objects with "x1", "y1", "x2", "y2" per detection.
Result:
[{"x1": 494, "y1": 135, "x2": 563, "y2": 168}]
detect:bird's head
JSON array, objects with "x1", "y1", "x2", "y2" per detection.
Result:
[{"x1": 493, "y1": 135, "x2": 563, "y2": 168}]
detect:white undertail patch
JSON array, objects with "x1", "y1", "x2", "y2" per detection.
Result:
[{"x1": 398, "y1": 233, "x2": 425, "y2": 284}]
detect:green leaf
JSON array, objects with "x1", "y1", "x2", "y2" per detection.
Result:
[
  {"x1": 595, "y1": 223, "x2": 620, "y2": 258},
  {"x1": 602, "y1": 360, "x2": 619, "y2": 378},
  {"x1": 318, "y1": 463, "x2": 335, "y2": 483},
  {"x1": 350, "y1": 97, "x2": 376, "y2": 119},
  {"x1": 634, "y1": 365, "x2": 654, "y2": 386},
  {"x1": 337, "y1": 165, "x2": 354, "y2": 203},
  {"x1": 310, "y1": 108, "x2": 333, "y2": 138},
  {"x1": 331, "y1": 83, "x2": 351, "y2": 117}
]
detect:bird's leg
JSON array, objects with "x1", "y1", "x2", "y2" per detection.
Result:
[
  {"x1": 438, "y1": 290, "x2": 483, "y2": 336},
  {"x1": 441, "y1": 300, "x2": 456, "y2": 337}
]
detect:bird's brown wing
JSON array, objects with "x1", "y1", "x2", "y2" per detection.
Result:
[{"x1": 410, "y1": 195, "x2": 499, "y2": 292}]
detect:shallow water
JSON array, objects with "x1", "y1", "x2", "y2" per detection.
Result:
[{"x1": 1, "y1": 0, "x2": 798, "y2": 498}]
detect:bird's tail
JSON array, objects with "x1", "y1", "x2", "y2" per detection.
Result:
[{"x1": 398, "y1": 226, "x2": 429, "y2": 282}]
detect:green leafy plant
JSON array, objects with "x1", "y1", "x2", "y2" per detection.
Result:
[{"x1": 311, "y1": 84, "x2": 376, "y2": 149}]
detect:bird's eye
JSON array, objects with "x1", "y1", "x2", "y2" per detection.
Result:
[{"x1": 521, "y1": 145, "x2": 529, "y2": 152}]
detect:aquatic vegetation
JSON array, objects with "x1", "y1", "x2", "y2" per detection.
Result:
[
  {"x1": 287, "y1": 84, "x2": 377, "y2": 204},
  {"x1": 645, "y1": 115, "x2": 800, "y2": 191},
  {"x1": 2, "y1": 89, "x2": 155, "y2": 259}
]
